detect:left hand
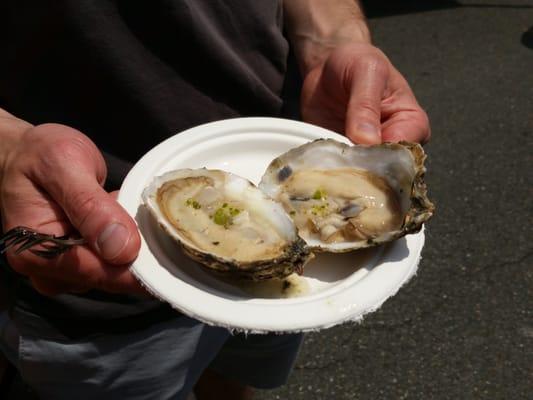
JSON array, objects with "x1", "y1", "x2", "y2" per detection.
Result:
[{"x1": 300, "y1": 43, "x2": 430, "y2": 144}]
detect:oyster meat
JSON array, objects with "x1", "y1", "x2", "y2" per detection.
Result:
[
  {"x1": 142, "y1": 169, "x2": 311, "y2": 280},
  {"x1": 259, "y1": 139, "x2": 434, "y2": 252}
]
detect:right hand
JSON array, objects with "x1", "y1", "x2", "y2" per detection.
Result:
[
  {"x1": 1, "y1": 123, "x2": 145, "y2": 296},
  {"x1": 300, "y1": 44, "x2": 430, "y2": 145}
]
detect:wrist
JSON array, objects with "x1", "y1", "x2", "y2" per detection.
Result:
[
  {"x1": 284, "y1": 0, "x2": 371, "y2": 75},
  {"x1": 291, "y1": 23, "x2": 371, "y2": 75}
]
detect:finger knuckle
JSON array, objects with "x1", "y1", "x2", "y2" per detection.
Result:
[
  {"x1": 353, "y1": 99, "x2": 381, "y2": 119},
  {"x1": 421, "y1": 109, "x2": 431, "y2": 128},
  {"x1": 416, "y1": 109, "x2": 431, "y2": 142},
  {"x1": 5, "y1": 254, "x2": 30, "y2": 275},
  {"x1": 92, "y1": 274, "x2": 115, "y2": 293},
  {"x1": 30, "y1": 278, "x2": 63, "y2": 297},
  {"x1": 40, "y1": 136, "x2": 91, "y2": 168},
  {"x1": 353, "y1": 51, "x2": 388, "y2": 76},
  {"x1": 96, "y1": 270, "x2": 132, "y2": 294},
  {"x1": 32, "y1": 128, "x2": 106, "y2": 183},
  {"x1": 68, "y1": 191, "x2": 102, "y2": 228}
]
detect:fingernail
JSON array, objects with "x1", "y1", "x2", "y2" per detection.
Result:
[
  {"x1": 356, "y1": 123, "x2": 381, "y2": 143},
  {"x1": 97, "y1": 223, "x2": 130, "y2": 260}
]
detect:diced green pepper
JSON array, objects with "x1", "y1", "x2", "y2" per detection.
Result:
[
  {"x1": 312, "y1": 189, "x2": 327, "y2": 200},
  {"x1": 212, "y1": 203, "x2": 242, "y2": 228},
  {"x1": 185, "y1": 198, "x2": 201, "y2": 209},
  {"x1": 213, "y1": 208, "x2": 230, "y2": 227}
]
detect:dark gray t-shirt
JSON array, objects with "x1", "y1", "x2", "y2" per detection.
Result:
[{"x1": 0, "y1": 0, "x2": 293, "y2": 338}]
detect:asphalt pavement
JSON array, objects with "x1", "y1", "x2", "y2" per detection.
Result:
[
  {"x1": 2, "y1": 1, "x2": 531, "y2": 399},
  {"x1": 257, "y1": 1, "x2": 533, "y2": 399}
]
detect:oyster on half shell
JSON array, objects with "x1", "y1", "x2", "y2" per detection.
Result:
[
  {"x1": 259, "y1": 139, "x2": 434, "y2": 252},
  {"x1": 142, "y1": 169, "x2": 311, "y2": 280}
]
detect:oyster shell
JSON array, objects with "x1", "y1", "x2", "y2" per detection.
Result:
[
  {"x1": 142, "y1": 169, "x2": 311, "y2": 280},
  {"x1": 259, "y1": 139, "x2": 434, "y2": 252}
]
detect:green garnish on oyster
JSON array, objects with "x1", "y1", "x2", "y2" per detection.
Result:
[
  {"x1": 312, "y1": 188, "x2": 327, "y2": 200},
  {"x1": 185, "y1": 198, "x2": 201, "y2": 209},
  {"x1": 259, "y1": 139, "x2": 434, "y2": 252},
  {"x1": 142, "y1": 169, "x2": 311, "y2": 280}
]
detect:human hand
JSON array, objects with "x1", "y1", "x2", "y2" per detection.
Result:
[
  {"x1": 300, "y1": 43, "x2": 430, "y2": 144},
  {"x1": 0, "y1": 123, "x2": 145, "y2": 296}
]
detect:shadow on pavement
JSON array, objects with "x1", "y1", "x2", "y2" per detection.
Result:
[
  {"x1": 362, "y1": 0, "x2": 532, "y2": 18},
  {"x1": 521, "y1": 26, "x2": 533, "y2": 49},
  {"x1": 363, "y1": 0, "x2": 460, "y2": 17}
]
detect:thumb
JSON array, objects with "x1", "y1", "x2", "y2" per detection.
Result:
[
  {"x1": 29, "y1": 129, "x2": 141, "y2": 264},
  {"x1": 345, "y1": 58, "x2": 388, "y2": 145}
]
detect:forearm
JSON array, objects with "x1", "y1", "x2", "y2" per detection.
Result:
[{"x1": 283, "y1": 0, "x2": 371, "y2": 75}]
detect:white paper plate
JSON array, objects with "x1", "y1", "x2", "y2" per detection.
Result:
[{"x1": 118, "y1": 118, "x2": 424, "y2": 333}]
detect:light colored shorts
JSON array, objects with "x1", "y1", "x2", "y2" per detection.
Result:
[{"x1": 0, "y1": 312, "x2": 302, "y2": 400}]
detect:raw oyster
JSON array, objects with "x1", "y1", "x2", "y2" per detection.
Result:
[
  {"x1": 142, "y1": 169, "x2": 311, "y2": 280},
  {"x1": 259, "y1": 139, "x2": 434, "y2": 252}
]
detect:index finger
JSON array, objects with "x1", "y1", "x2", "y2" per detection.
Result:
[
  {"x1": 7, "y1": 243, "x2": 147, "y2": 296},
  {"x1": 380, "y1": 72, "x2": 431, "y2": 144},
  {"x1": 345, "y1": 53, "x2": 389, "y2": 144}
]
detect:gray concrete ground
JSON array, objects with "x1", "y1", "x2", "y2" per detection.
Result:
[
  {"x1": 2, "y1": 1, "x2": 531, "y2": 399},
  {"x1": 256, "y1": 1, "x2": 533, "y2": 399}
]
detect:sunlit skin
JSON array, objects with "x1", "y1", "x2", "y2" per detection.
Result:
[
  {"x1": 301, "y1": 43, "x2": 430, "y2": 145},
  {"x1": 0, "y1": 123, "x2": 143, "y2": 296},
  {"x1": 0, "y1": 1, "x2": 431, "y2": 399}
]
